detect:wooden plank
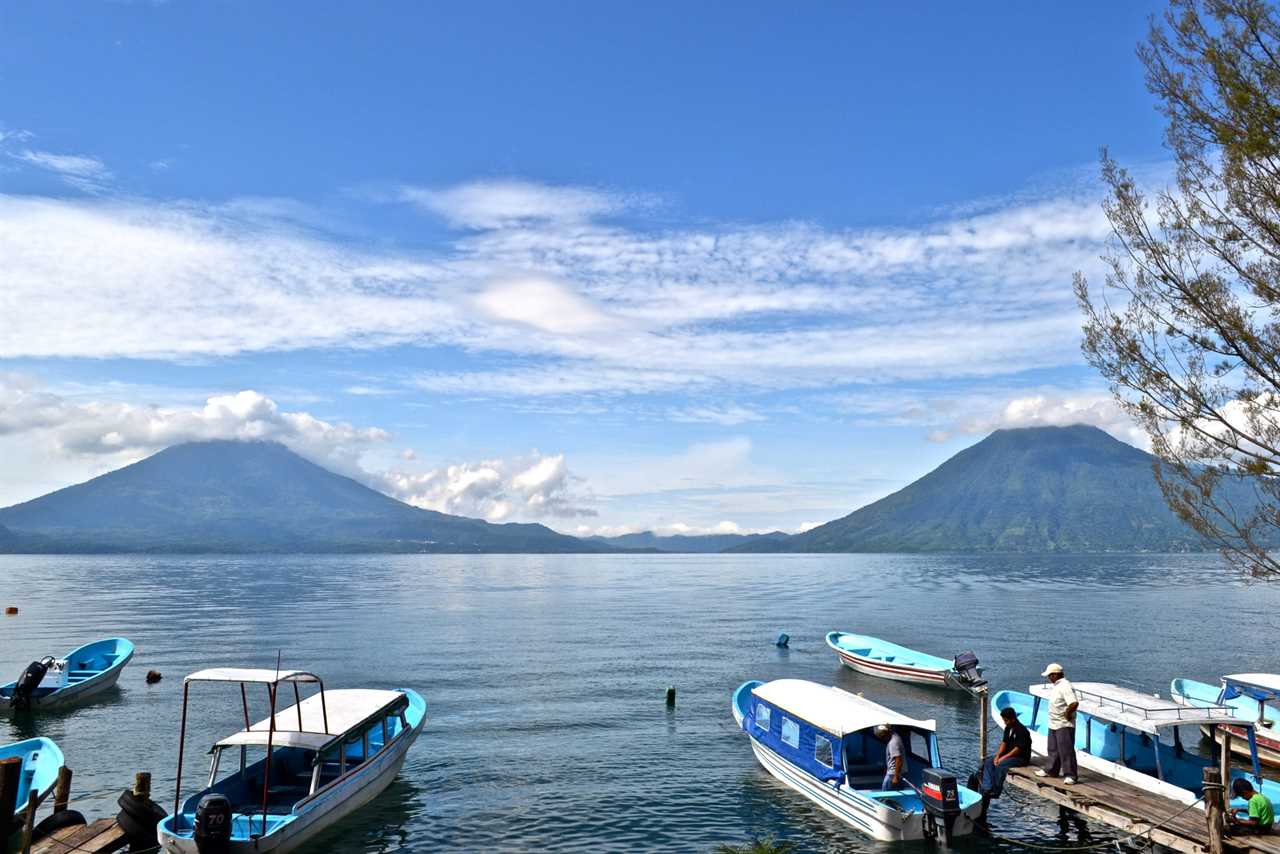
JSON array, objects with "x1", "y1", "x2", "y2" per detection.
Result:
[
  {"x1": 1005, "y1": 765, "x2": 1280, "y2": 854},
  {"x1": 30, "y1": 820, "x2": 128, "y2": 854}
]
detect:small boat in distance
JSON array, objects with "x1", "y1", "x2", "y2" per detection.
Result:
[
  {"x1": 732, "y1": 677, "x2": 984, "y2": 842},
  {"x1": 825, "y1": 632, "x2": 984, "y2": 690},
  {"x1": 993, "y1": 682, "x2": 1280, "y2": 811},
  {"x1": 157, "y1": 667, "x2": 426, "y2": 854},
  {"x1": 0, "y1": 638, "x2": 134, "y2": 711},
  {"x1": 1172, "y1": 674, "x2": 1280, "y2": 767},
  {"x1": 0, "y1": 738, "x2": 64, "y2": 837}
]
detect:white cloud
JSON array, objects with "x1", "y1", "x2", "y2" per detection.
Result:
[
  {"x1": 0, "y1": 375, "x2": 600, "y2": 523},
  {"x1": 667, "y1": 404, "x2": 766, "y2": 426},
  {"x1": 400, "y1": 179, "x2": 638, "y2": 229},
  {"x1": 0, "y1": 174, "x2": 1119, "y2": 397},
  {"x1": 0, "y1": 376, "x2": 388, "y2": 471},
  {"x1": 374, "y1": 452, "x2": 595, "y2": 521},
  {"x1": 11, "y1": 149, "x2": 113, "y2": 191},
  {"x1": 928, "y1": 391, "x2": 1148, "y2": 448},
  {"x1": 472, "y1": 276, "x2": 616, "y2": 335}
]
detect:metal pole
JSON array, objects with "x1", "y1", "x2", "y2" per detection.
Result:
[
  {"x1": 261, "y1": 681, "x2": 277, "y2": 837},
  {"x1": 174, "y1": 681, "x2": 190, "y2": 822}
]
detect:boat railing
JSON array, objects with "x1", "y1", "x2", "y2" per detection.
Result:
[{"x1": 1072, "y1": 686, "x2": 1238, "y2": 723}]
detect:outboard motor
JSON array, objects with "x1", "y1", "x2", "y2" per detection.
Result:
[
  {"x1": 193, "y1": 793, "x2": 233, "y2": 854},
  {"x1": 920, "y1": 767, "x2": 961, "y2": 845},
  {"x1": 9, "y1": 656, "x2": 53, "y2": 709},
  {"x1": 951, "y1": 651, "x2": 986, "y2": 691}
]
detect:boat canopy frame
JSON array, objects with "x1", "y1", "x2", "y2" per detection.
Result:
[
  {"x1": 1027, "y1": 682, "x2": 1265, "y2": 786},
  {"x1": 173, "y1": 666, "x2": 330, "y2": 834}
]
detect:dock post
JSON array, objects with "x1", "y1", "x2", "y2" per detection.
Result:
[
  {"x1": 1220, "y1": 729, "x2": 1232, "y2": 789},
  {"x1": 134, "y1": 771, "x2": 151, "y2": 798},
  {"x1": 0, "y1": 756, "x2": 20, "y2": 839},
  {"x1": 978, "y1": 688, "x2": 990, "y2": 763},
  {"x1": 53, "y1": 766, "x2": 72, "y2": 813},
  {"x1": 19, "y1": 789, "x2": 37, "y2": 854},
  {"x1": 1204, "y1": 767, "x2": 1225, "y2": 854}
]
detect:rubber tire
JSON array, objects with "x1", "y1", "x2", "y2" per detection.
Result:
[
  {"x1": 116, "y1": 789, "x2": 166, "y2": 842},
  {"x1": 32, "y1": 809, "x2": 86, "y2": 841}
]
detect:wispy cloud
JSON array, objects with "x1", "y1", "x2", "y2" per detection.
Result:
[
  {"x1": 11, "y1": 149, "x2": 113, "y2": 192},
  {"x1": 400, "y1": 179, "x2": 647, "y2": 229},
  {"x1": 0, "y1": 175, "x2": 1116, "y2": 401}
]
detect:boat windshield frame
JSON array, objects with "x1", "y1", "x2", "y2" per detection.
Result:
[{"x1": 172, "y1": 666, "x2": 330, "y2": 834}]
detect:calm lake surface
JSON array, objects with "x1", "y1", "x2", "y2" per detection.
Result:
[{"x1": 1, "y1": 553, "x2": 1276, "y2": 853}]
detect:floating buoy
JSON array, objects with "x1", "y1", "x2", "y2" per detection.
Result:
[
  {"x1": 665, "y1": 686, "x2": 676, "y2": 707},
  {"x1": 4, "y1": 606, "x2": 17, "y2": 615},
  {"x1": 145, "y1": 670, "x2": 162, "y2": 684},
  {"x1": 776, "y1": 632, "x2": 790, "y2": 648}
]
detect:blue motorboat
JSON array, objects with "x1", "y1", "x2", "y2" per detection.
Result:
[
  {"x1": 1, "y1": 638, "x2": 134, "y2": 711},
  {"x1": 732, "y1": 678, "x2": 984, "y2": 842},
  {"x1": 994, "y1": 682, "x2": 1280, "y2": 813},
  {"x1": 0, "y1": 738, "x2": 65, "y2": 835},
  {"x1": 1173, "y1": 673, "x2": 1280, "y2": 767},
  {"x1": 158, "y1": 667, "x2": 426, "y2": 853},
  {"x1": 825, "y1": 632, "x2": 984, "y2": 690}
]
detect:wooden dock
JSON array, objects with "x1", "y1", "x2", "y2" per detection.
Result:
[
  {"x1": 1005, "y1": 763, "x2": 1280, "y2": 854},
  {"x1": 28, "y1": 820, "x2": 128, "y2": 854}
]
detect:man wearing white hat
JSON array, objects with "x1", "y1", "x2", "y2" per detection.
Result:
[{"x1": 1036, "y1": 662, "x2": 1079, "y2": 784}]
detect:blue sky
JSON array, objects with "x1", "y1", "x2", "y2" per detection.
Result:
[{"x1": 0, "y1": 2, "x2": 1170, "y2": 534}]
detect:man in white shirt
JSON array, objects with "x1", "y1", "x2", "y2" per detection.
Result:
[{"x1": 1035, "y1": 662, "x2": 1079, "y2": 785}]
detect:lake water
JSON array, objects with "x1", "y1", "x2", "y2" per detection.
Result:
[{"x1": 1, "y1": 553, "x2": 1276, "y2": 853}]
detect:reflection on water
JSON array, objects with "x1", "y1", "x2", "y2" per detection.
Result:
[{"x1": 0, "y1": 552, "x2": 1275, "y2": 852}]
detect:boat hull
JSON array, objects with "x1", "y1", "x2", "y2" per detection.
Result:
[
  {"x1": 745, "y1": 737, "x2": 980, "y2": 841},
  {"x1": 158, "y1": 694, "x2": 424, "y2": 854},
  {"x1": 824, "y1": 632, "x2": 965, "y2": 689},
  {"x1": 829, "y1": 648, "x2": 951, "y2": 686}
]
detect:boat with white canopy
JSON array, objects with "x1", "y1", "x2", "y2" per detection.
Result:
[
  {"x1": 993, "y1": 682, "x2": 1280, "y2": 811},
  {"x1": 1172, "y1": 673, "x2": 1280, "y2": 767},
  {"x1": 732, "y1": 678, "x2": 984, "y2": 842},
  {"x1": 157, "y1": 667, "x2": 426, "y2": 854}
]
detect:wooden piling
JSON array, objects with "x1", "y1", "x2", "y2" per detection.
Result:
[
  {"x1": 133, "y1": 772, "x2": 150, "y2": 798},
  {"x1": 20, "y1": 789, "x2": 38, "y2": 853},
  {"x1": 1204, "y1": 767, "x2": 1225, "y2": 854},
  {"x1": 52, "y1": 767, "x2": 72, "y2": 814},
  {"x1": 0, "y1": 756, "x2": 21, "y2": 839}
]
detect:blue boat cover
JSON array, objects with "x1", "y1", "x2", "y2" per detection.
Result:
[
  {"x1": 743, "y1": 695, "x2": 845, "y2": 783},
  {"x1": 1223, "y1": 675, "x2": 1280, "y2": 703}
]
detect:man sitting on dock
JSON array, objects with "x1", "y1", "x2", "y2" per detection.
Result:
[
  {"x1": 980, "y1": 706, "x2": 1031, "y2": 801},
  {"x1": 1035, "y1": 662, "x2": 1078, "y2": 785},
  {"x1": 1229, "y1": 779, "x2": 1274, "y2": 835}
]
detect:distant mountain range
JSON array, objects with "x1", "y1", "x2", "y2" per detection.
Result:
[
  {"x1": 0, "y1": 425, "x2": 1235, "y2": 554},
  {"x1": 0, "y1": 441, "x2": 611, "y2": 553},
  {"x1": 589, "y1": 530, "x2": 789, "y2": 553},
  {"x1": 733, "y1": 424, "x2": 1217, "y2": 553}
]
